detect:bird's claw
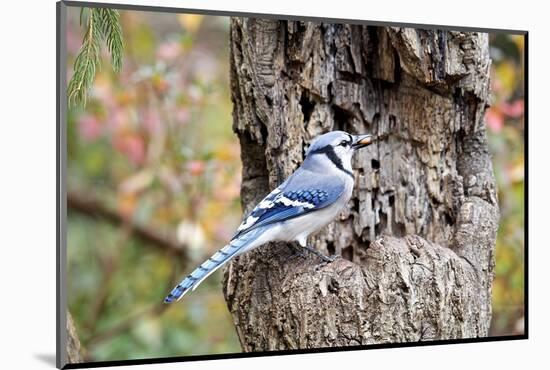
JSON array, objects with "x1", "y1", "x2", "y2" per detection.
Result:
[
  {"x1": 327, "y1": 254, "x2": 339, "y2": 262},
  {"x1": 302, "y1": 245, "x2": 338, "y2": 264},
  {"x1": 319, "y1": 254, "x2": 340, "y2": 265},
  {"x1": 288, "y1": 243, "x2": 308, "y2": 261},
  {"x1": 289, "y1": 250, "x2": 308, "y2": 261}
]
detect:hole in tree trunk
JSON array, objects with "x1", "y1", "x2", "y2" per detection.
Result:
[
  {"x1": 333, "y1": 105, "x2": 353, "y2": 131},
  {"x1": 299, "y1": 91, "x2": 316, "y2": 123},
  {"x1": 326, "y1": 241, "x2": 336, "y2": 255},
  {"x1": 341, "y1": 245, "x2": 354, "y2": 261},
  {"x1": 444, "y1": 212, "x2": 454, "y2": 225},
  {"x1": 376, "y1": 211, "x2": 387, "y2": 236},
  {"x1": 371, "y1": 159, "x2": 380, "y2": 170}
]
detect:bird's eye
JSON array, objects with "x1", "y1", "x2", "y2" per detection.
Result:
[{"x1": 340, "y1": 140, "x2": 350, "y2": 147}]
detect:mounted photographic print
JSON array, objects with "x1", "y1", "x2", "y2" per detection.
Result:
[{"x1": 56, "y1": 1, "x2": 527, "y2": 368}]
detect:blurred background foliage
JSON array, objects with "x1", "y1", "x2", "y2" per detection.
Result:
[
  {"x1": 487, "y1": 34, "x2": 525, "y2": 336},
  {"x1": 66, "y1": 7, "x2": 525, "y2": 362},
  {"x1": 66, "y1": 8, "x2": 242, "y2": 361}
]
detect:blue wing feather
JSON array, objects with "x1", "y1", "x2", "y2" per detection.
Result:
[
  {"x1": 232, "y1": 169, "x2": 345, "y2": 240},
  {"x1": 165, "y1": 168, "x2": 348, "y2": 303}
]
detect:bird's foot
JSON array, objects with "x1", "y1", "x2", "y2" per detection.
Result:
[
  {"x1": 288, "y1": 243, "x2": 308, "y2": 261},
  {"x1": 302, "y1": 245, "x2": 338, "y2": 263}
]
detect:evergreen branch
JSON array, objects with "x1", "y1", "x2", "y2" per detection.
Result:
[
  {"x1": 67, "y1": 8, "x2": 124, "y2": 107},
  {"x1": 96, "y1": 9, "x2": 124, "y2": 72},
  {"x1": 68, "y1": 8, "x2": 101, "y2": 106}
]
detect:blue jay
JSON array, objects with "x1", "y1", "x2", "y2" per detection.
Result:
[{"x1": 164, "y1": 131, "x2": 373, "y2": 303}]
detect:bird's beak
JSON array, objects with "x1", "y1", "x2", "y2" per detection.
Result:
[{"x1": 351, "y1": 134, "x2": 374, "y2": 149}]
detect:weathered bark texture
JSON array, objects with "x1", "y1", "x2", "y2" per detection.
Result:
[
  {"x1": 67, "y1": 311, "x2": 83, "y2": 363},
  {"x1": 224, "y1": 19, "x2": 499, "y2": 350}
]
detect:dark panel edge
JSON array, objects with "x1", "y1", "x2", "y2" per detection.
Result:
[
  {"x1": 62, "y1": 335, "x2": 528, "y2": 369},
  {"x1": 61, "y1": 0, "x2": 528, "y2": 34},
  {"x1": 57, "y1": 1, "x2": 69, "y2": 368}
]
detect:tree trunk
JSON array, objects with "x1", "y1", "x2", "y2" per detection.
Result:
[{"x1": 224, "y1": 18, "x2": 499, "y2": 350}]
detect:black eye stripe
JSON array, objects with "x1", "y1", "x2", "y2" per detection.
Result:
[
  {"x1": 308, "y1": 145, "x2": 354, "y2": 178},
  {"x1": 339, "y1": 140, "x2": 350, "y2": 146}
]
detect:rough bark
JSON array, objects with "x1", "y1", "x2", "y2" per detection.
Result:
[
  {"x1": 67, "y1": 311, "x2": 83, "y2": 363},
  {"x1": 224, "y1": 18, "x2": 499, "y2": 350}
]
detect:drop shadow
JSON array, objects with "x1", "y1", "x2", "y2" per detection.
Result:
[{"x1": 34, "y1": 353, "x2": 57, "y2": 367}]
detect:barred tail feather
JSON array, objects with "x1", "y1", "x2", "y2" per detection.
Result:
[
  {"x1": 163, "y1": 245, "x2": 235, "y2": 303},
  {"x1": 164, "y1": 229, "x2": 261, "y2": 303}
]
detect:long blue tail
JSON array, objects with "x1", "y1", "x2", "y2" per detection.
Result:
[{"x1": 164, "y1": 229, "x2": 260, "y2": 303}]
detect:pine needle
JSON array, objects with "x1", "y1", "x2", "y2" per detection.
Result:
[
  {"x1": 96, "y1": 9, "x2": 124, "y2": 73},
  {"x1": 67, "y1": 8, "x2": 124, "y2": 107}
]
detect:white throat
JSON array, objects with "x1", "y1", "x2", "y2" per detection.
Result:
[{"x1": 304, "y1": 148, "x2": 354, "y2": 178}]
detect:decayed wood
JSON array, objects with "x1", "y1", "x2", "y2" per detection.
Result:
[{"x1": 224, "y1": 18, "x2": 498, "y2": 350}]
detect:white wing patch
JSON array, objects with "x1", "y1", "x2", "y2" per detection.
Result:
[
  {"x1": 236, "y1": 188, "x2": 281, "y2": 232},
  {"x1": 234, "y1": 186, "x2": 321, "y2": 236},
  {"x1": 237, "y1": 215, "x2": 259, "y2": 231},
  {"x1": 278, "y1": 196, "x2": 315, "y2": 209},
  {"x1": 257, "y1": 199, "x2": 276, "y2": 209}
]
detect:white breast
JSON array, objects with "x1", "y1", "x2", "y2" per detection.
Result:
[
  {"x1": 235, "y1": 171, "x2": 355, "y2": 255},
  {"x1": 275, "y1": 173, "x2": 354, "y2": 245}
]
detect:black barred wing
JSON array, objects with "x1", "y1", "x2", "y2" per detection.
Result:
[{"x1": 232, "y1": 179, "x2": 344, "y2": 240}]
